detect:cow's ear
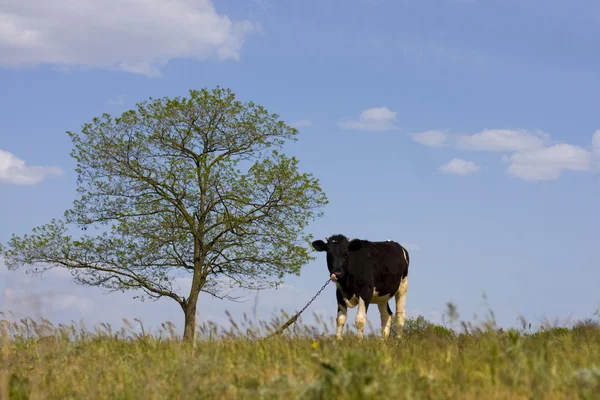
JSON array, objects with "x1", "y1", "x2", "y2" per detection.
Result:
[
  {"x1": 312, "y1": 240, "x2": 327, "y2": 252},
  {"x1": 348, "y1": 239, "x2": 362, "y2": 251}
]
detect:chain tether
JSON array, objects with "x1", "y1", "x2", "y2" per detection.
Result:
[{"x1": 260, "y1": 278, "x2": 331, "y2": 340}]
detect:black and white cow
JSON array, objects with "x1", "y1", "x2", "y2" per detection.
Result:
[{"x1": 312, "y1": 234, "x2": 410, "y2": 340}]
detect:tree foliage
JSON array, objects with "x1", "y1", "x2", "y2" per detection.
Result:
[{"x1": 1, "y1": 87, "x2": 328, "y2": 339}]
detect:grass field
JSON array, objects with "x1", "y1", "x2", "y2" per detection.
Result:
[{"x1": 1, "y1": 308, "x2": 599, "y2": 399}]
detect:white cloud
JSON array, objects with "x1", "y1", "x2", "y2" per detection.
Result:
[
  {"x1": 439, "y1": 158, "x2": 480, "y2": 175},
  {"x1": 0, "y1": 148, "x2": 63, "y2": 185},
  {"x1": 0, "y1": 0, "x2": 257, "y2": 76},
  {"x1": 291, "y1": 119, "x2": 313, "y2": 128},
  {"x1": 1, "y1": 257, "x2": 93, "y2": 316},
  {"x1": 593, "y1": 130, "x2": 600, "y2": 156},
  {"x1": 457, "y1": 129, "x2": 549, "y2": 152},
  {"x1": 3, "y1": 288, "x2": 93, "y2": 315},
  {"x1": 338, "y1": 107, "x2": 400, "y2": 131},
  {"x1": 506, "y1": 143, "x2": 592, "y2": 181},
  {"x1": 106, "y1": 95, "x2": 125, "y2": 105},
  {"x1": 410, "y1": 129, "x2": 600, "y2": 181},
  {"x1": 409, "y1": 130, "x2": 448, "y2": 147}
]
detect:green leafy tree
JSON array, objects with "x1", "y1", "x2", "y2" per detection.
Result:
[{"x1": 0, "y1": 87, "x2": 328, "y2": 341}]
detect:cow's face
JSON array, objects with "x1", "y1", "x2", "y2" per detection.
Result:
[{"x1": 311, "y1": 234, "x2": 362, "y2": 281}]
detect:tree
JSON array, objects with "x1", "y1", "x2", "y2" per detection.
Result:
[{"x1": 0, "y1": 87, "x2": 328, "y2": 341}]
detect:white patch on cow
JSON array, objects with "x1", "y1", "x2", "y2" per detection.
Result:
[
  {"x1": 401, "y1": 247, "x2": 408, "y2": 264},
  {"x1": 336, "y1": 305, "x2": 347, "y2": 340},
  {"x1": 343, "y1": 295, "x2": 358, "y2": 308},
  {"x1": 394, "y1": 276, "x2": 409, "y2": 338},
  {"x1": 377, "y1": 302, "x2": 392, "y2": 339},
  {"x1": 370, "y1": 288, "x2": 392, "y2": 304},
  {"x1": 355, "y1": 297, "x2": 367, "y2": 339}
]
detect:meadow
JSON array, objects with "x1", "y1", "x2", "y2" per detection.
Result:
[{"x1": 1, "y1": 307, "x2": 599, "y2": 399}]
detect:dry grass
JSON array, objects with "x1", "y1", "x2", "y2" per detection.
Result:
[{"x1": 1, "y1": 309, "x2": 599, "y2": 399}]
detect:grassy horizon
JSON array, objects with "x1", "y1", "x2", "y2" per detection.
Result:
[{"x1": 1, "y1": 305, "x2": 599, "y2": 399}]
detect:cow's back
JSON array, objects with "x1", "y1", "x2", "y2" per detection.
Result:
[
  {"x1": 372, "y1": 240, "x2": 409, "y2": 277},
  {"x1": 348, "y1": 240, "x2": 409, "y2": 298}
]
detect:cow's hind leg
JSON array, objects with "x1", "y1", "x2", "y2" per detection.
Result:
[
  {"x1": 394, "y1": 276, "x2": 408, "y2": 338},
  {"x1": 377, "y1": 302, "x2": 393, "y2": 339}
]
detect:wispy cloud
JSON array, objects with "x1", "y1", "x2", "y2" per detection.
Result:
[
  {"x1": 410, "y1": 128, "x2": 551, "y2": 152},
  {"x1": 402, "y1": 242, "x2": 421, "y2": 251},
  {"x1": 456, "y1": 129, "x2": 550, "y2": 152},
  {"x1": 291, "y1": 119, "x2": 313, "y2": 128},
  {"x1": 53, "y1": 65, "x2": 71, "y2": 74},
  {"x1": 278, "y1": 283, "x2": 302, "y2": 293},
  {"x1": 412, "y1": 128, "x2": 599, "y2": 181},
  {"x1": 0, "y1": 0, "x2": 258, "y2": 77},
  {"x1": 505, "y1": 143, "x2": 592, "y2": 181},
  {"x1": 439, "y1": 158, "x2": 480, "y2": 176},
  {"x1": 338, "y1": 107, "x2": 400, "y2": 131},
  {"x1": 593, "y1": 130, "x2": 600, "y2": 156},
  {"x1": 0, "y1": 148, "x2": 63, "y2": 185},
  {"x1": 106, "y1": 95, "x2": 125, "y2": 105},
  {"x1": 409, "y1": 130, "x2": 448, "y2": 147}
]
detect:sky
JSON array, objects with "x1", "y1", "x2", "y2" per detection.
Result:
[{"x1": 1, "y1": 0, "x2": 600, "y2": 336}]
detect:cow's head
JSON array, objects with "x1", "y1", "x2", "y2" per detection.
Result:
[{"x1": 311, "y1": 234, "x2": 362, "y2": 281}]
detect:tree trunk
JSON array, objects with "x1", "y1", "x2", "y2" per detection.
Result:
[
  {"x1": 183, "y1": 299, "x2": 197, "y2": 342},
  {"x1": 182, "y1": 237, "x2": 205, "y2": 342},
  {"x1": 182, "y1": 271, "x2": 203, "y2": 342}
]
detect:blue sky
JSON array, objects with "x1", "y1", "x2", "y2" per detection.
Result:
[{"x1": 1, "y1": 0, "x2": 600, "y2": 336}]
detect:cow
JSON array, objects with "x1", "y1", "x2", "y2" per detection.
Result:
[{"x1": 311, "y1": 234, "x2": 410, "y2": 340}]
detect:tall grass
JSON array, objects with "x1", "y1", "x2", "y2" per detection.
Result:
[{"x1": 1, "y1": 307, "x2": 599, "y2": 399}]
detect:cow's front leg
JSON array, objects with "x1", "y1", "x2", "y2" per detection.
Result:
[
  {"x1": 356, "y1": 290, "x2": 372, "y2": 340},
  {"x1": 377, "y1": 302, "x2": 393, "y2": 339},
  {"x1": 394, "y1": 276, "x2": 409, "y2": 338},
  {"x1": 336, "y1": 305, "x2": 347, "y2": 340},
  {"x1": 335, "y1": 290, "x2": 347, "y2": 340}
]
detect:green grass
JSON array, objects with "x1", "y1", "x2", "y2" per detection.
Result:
[{"x1": 1, "y1": 310, "x2": 599, "y2": 399}]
